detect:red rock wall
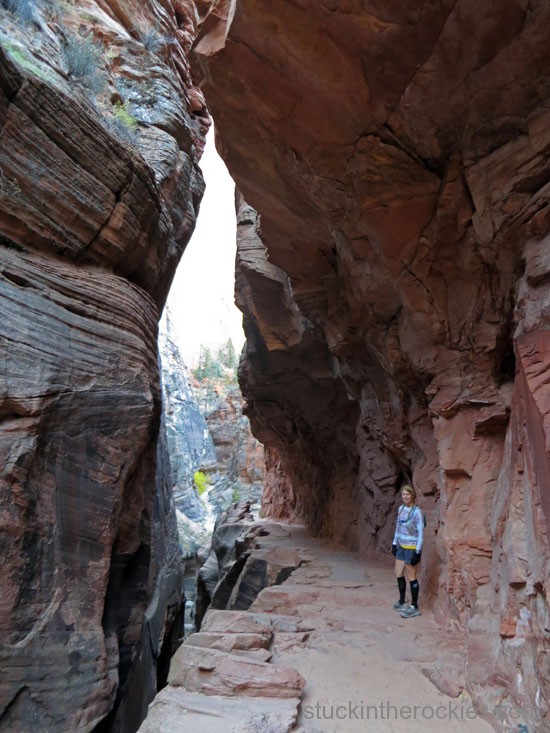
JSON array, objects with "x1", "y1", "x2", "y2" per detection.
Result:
[
  {"x1": 0, "y1": 2, "x2": 207, "y2": 731},
  {"x1": 205, "y1": 387, "x2": 265, "y2": 496},
  {"x1": 192, "y1": 1, "x2": 550, "y2": 728}
]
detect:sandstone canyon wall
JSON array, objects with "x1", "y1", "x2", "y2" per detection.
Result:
[
  {"x1": 159, "y1": 311, "x2": 216, "y2": 525},
  {"x1": 0, "y1": 1, "x2": 208, "y2": 731},
  {"x1": 205, "y1": 386, "x2": 265, "y2": 512},
  {"x1": 192, "y1": 1, "x2": 550, "y2": 729},
  {"x1": 159, "y1": 314, "x2": 264, "y2": 554}
]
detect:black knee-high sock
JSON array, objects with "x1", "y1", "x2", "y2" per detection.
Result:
[
  {"x1": 410, "y1": 580, "x2": 419, "y2": 608},
  {"x1": 397, "y1": 576, "x2": 406, "y2": 603}
]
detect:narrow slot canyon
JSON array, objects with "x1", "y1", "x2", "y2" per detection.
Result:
[{"x1": 0, "y1": 1, "x2": 549, "y2": 733}]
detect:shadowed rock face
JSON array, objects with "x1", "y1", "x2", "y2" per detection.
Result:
[
  {"x1": 192, "y1": 1, "x2": 550, "y2": 728},
  {"x1": 0, "y1": 1, "x2": 208, "y2": 731}
]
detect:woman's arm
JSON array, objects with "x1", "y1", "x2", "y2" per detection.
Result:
[
  {"x1": 415, "y1": 508, "x2": 424, "y2": 552},
  {"x1": 392, "y1": 506, "x2": 400, "y2": 545}
]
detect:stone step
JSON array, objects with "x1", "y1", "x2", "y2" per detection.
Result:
[
  {"x1": 201, "y1": 608, "x2": 314, "y2": 634},
  {"x1": 184, "y1": 630, "x2": 273, "y2": 652},
  {"x1": 168, "y1": 644, "x2": 305, "y2": 698},
  {"x1": 139, "y1": 687, "x2": 300, "y2": 733}
]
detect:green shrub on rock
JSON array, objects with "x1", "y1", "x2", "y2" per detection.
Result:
[
  {"x1": 62, "y1": 32, "x2": 106, "y2": 93},
  {"x1": 193, "y1": 470, "x2": 210, "y2": 497}
]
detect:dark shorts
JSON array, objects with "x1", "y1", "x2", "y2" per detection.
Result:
[{"x1": 395, "y1": 546, "x2": 416, "y2": 563}]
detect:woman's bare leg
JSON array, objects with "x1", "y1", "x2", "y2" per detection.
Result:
[{"x1": 394, "y1": 558, "x2": 406, "y2": 578}]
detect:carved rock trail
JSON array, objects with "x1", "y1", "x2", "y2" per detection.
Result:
[{"x1": 141, "y1": 522, "x2": 494, "y2": 732}]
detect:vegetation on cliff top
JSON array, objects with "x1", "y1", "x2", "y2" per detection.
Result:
[{"x1": 192, "y1": 338, "x2": 240, "y2": 414}]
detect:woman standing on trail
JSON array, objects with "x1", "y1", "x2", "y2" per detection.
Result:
[{"x1": 391, "y1": 485, "x2": 424, "y2": 618}]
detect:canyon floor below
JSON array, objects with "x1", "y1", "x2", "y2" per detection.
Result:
[{"x1": 140, "y1": 521, "x2": 503, "y2": 732}]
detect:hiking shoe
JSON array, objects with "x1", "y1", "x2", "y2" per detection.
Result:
[
  {"x1": 393, "y1": 601, "x2": 407, "y2": 611},
  {"x1": 400, "y1": 605, "x2": 422, "y2": 618}
]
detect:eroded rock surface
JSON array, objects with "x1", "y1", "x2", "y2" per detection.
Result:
[
  {"x1": 192, "y1": 1, "x2": 550, "y2": 728},
  {"x1": 205, "y1": 386, "x2": 265, "y2": 511},
  {"x1": 0, "y1": 1, "x2": 208, "y2": 730},
  {"x1": 194, "y1": 501, "x2": 303, "y2": 628},
  {"x1": 139, "y1": 521, "x2": 495, "y2": 733},
  {"x1": 159, "y1": 311, "x2": 216, "y2": 523}
]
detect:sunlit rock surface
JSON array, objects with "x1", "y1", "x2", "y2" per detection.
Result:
[
  {"x1": 0, "y1": 1, "x2": 208, "y2": 730},
  {"x1": 205, "y1": 386, "x2": 265, "y2": 512},
  {"x1": 158, "y1": 311, "x2": 263, "y2": 562},
  {"x1": 192, "y1": 1, "x2": 550, "y2": 729},
  {"x1": 139, "y1": 521, "x2": 308, "y2": 733},
  {"x1": 159, "y1": 311, "x2": 216, "y2": 522}
]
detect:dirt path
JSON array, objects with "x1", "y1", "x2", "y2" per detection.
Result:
[
  {"x1": 251, "y1": 522, "x2": 493, "y2": 733},
  {"x1": 140, "y1": 520, "x2": 495, "y2": 732}
]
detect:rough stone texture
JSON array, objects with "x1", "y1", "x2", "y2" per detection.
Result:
[
  {"x1": 138, "y1": 527, "x2": 311, "y2": 732},
  {"x1": 200, "y1": 609, "x2": 314, "y2": 636},
  {"x1": 192, "y1": 1, "x2": 550, "y2": 729},
  {"x1": 194, "y1": 501, "x2": 304, "y2": 628},
  {"x1": 158, "y1": 312, "x2": 265, "y2": 563},
  {"x1": 205, "y1": 386, "x2": 265, "y2": 511},
  {"x1": 168, "y1": 643, "x2": 304, "y2": 697},
  {"x1": 139, "y1": 520, "x2": 496, "y2": 732},
  {"x1": 0, "y1": 1, "x2": 208, "y2": 731},
  {"x1": 195, "y1": 501, "x2": 256, "y2": 627},
  {"x1": 159, "y1": 311, "x2": 216, "y2": 523},
  {"x1": 234, "y1": 197, "x2": 362, "y2": 540},
  {"x1": 138, "y1": 688, "x2": 300, "y2": 733},
  {"x1": 184, "y1": 630, "x2": 272, "y2": 653}
]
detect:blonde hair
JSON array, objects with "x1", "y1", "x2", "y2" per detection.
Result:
[{"x1": 401, "y1": 485, "x2": 416, "y2": 503}]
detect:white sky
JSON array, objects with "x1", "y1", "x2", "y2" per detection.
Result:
[{"x1": 165, "y1": 129, "x2": 245, "y2": 366}]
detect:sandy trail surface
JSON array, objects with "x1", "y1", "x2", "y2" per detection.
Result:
[
  {"x1": 252, "y1": 522, "x2": 494, "y2": 733},
  {"x1": 140, "y1": 520, "x2": 496, "y2": 733}
]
